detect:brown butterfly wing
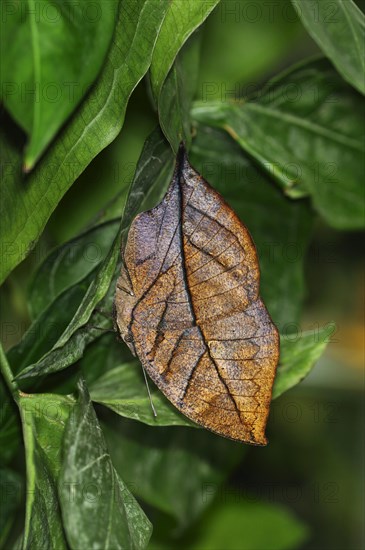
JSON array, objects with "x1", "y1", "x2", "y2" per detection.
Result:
[{"x1": 115, "y1": 148, "x2": 279, "y2": 444}]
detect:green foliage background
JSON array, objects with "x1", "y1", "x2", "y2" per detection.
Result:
[{"x1": 0, "y1": 1, "x2": 364, "y2": 549}]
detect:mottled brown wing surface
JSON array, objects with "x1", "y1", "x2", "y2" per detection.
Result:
[{"x1": 115, "y1": 146, "x2": 279, "y2": 445}]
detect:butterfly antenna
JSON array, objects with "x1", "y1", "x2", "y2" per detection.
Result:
[{"x1": 141, "y1": 364, "x2": 157, "y2": 417}]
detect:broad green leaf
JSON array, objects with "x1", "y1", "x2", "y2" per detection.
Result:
[
  {"x1": 90, "y1": 363, "x2": 195, "y2": 427},
  {"x1": 157, "y1": 30, "x2": 202, "y2": 151},
  {"x1": 9, "y1": 272, "x2": 95, "y2": 377},
  {"x1": 18, "y1": 392, "x2": 74, "y2": 549},
  {"x1": 0, "y1": 0, "x2": 170, "y2": 285},
  {"x1": 190, "y1": 124, "x2": 313, "y2": 328},
  {"x1": 0, "y1": 0, "x2": 118, "y2": 169},
  {"x1": 150, "y1": 0, "x2": 220, "y2": 100},
  {"x1": 150, "y1": 0, "x2": 219, "y2": 150},
  {"x1": 0, "y1": 468, "x2": 22, "y2": 547},
  {"x1": 192, "y1": 58, "x2": 365, "y2": 229},
  {"x1": 0, "y1": 118, "x2": 23, "y2": 286},
  {"x1": 291, "y1": 0, "x2": 365, "y2": 94},
  {"x1": 15, "y1": 319, "x2": 111, "y2": 383},
  {"x1": 30, "y1": 229, "x2": 120, "y2": 350},
  {"x1": 14, "y1": 289, "x2": 112, "y2": 381},
  {"x1": 102, "y1": 417, "x2": 245, "y2": 530},
  {"x1": 29, "y1": 219, "x2": 120, "y2": 319},
  {"x1": 273, "y1": 323, "x2": 335, "y2": 399},
  {"x1": 59, "y1": 379, "x2": 152, "y2": 550},
  {"x1": 35, "y1": 332, "x2": 132, "y2": 397},
  {"x1": 16, "y1": 129, "x2": 174, "y2": 380},
  {"x1": 181, "y1": 497, "x2": 308, "y2": 550}
]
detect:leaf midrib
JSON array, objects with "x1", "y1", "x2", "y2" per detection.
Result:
[
  {"x1": 27, "y1": 0, "x2": 41, "y2": 166},
  {"x1": 243, "y1": 103, "x2": 364, "y2": 151}
]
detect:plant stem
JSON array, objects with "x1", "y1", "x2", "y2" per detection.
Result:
[{"x1": 0, "y1": 342, "x2": 19, "y2": 403}]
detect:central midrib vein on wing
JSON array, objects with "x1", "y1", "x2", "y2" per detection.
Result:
[{"x1": 177, "y1": 160, "x2": 244, "y2": 424}]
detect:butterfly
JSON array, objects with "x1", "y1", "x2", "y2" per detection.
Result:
[{"x1": 114, "y1": 145, "x2": 279, "y2": 445}]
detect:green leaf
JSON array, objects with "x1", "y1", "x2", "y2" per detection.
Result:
[
  {"x1": 273, "y1": 323, "x2": 335, "y2": 399},
  {"x1": 0, "y1": 0, "x2": 171, "y2": 285},
  {"x1": 29, "y1": 219, "x2": 120, "y2": 319},
  {"x1": 157, "y1": 30, "x2": 202, "y2": 151},
  {"x1": 0, "y1": 118, "x2": 23, "y2": 286},
  {"x1": 291, "y1": 0, "x2": 365, "y2": 94},
  {"x1": 9, "y1": 272, "x2": 95, "y2": 377},
  {"x1": 14, "y1": 286, "x2": 113, "y2": 381},
  {"x1": 37, "y1": 229, "x2": 120, "y2": 350},
  {"x1": 18, "y1": 392, "x2": 74, "y2": 549},
  {"x1": 151, "y1": 0, "x2": 219, "y2": 151},
  {"x1": 150, "y1": 0, "x2": 220, "y2": 100},
  {"x1": 192, "y1": 58, "x2": 365, "y2": 229},
  {"x1": 0, "y1": 468, "x2": 22, "y2": 547},
  {"x1": 90, "y1": 363, "x2": 195, "y2": 427},
  {"x1": 59, "y1": 379, "x2": 152, "y2": 550},
  {"x1": 182, "y1": 497, "x2": 308, "y2": 550},
  {"x1": 102, "y1": 417, "x2": 245, "y2": 530},
  {"x1": 190, "y1": 124, "x2": 313, "y2": 328},
  {"x1": 0, "y1": 0, "x2": 118, "y2": 168}
]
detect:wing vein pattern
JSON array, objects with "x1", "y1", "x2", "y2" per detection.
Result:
[{"x1": 115, "y1": 147, "x2": 279, "y2": 445}]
